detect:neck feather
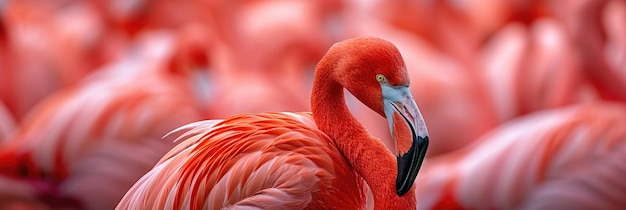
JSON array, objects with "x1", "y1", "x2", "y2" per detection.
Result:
[{"x1": 310, "y1": 65, "x2": 416, "y2": 209}]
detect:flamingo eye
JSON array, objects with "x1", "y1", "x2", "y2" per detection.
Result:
[{"x1": 376, "y1": 74, "x2": 387, "y2": 83}]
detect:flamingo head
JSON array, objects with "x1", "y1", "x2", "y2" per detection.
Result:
[{"x1": 330, "y1": 37, "x2": 429, "y2": 196}]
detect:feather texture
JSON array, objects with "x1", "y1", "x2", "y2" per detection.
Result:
[{"x1": 117, "y1": 112, "x2": 366, "y2": 210}]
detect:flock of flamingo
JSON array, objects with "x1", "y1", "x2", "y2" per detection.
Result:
[{"x1": 0, "y1": 0, "x2": 625, "y2": 209}]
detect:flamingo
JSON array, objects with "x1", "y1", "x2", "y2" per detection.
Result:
[
  {"x1": 0, "y1": 0, "x2": 123, "y2": 121},
  {"x1": 415, "y1": 102, "x2": 626, "y2": 210},
  {"x1": 543, "y1": 0, "x2": 626, "y2": 102},
  {"x1": 0, "y1": 31, "x2": 204, "y2": 210},
  {"x1": 194, "y1": 1, "x2": 324, "y2": 118},
  {"x1": 204, "y1": 0, "x2": 342, "y2": 118},
  {"x1": 480, "y1": 18, "x2": 591, "y2": 122},
  {"x1": 116, "y1": 37, "x2": 429, "y2": 209}
]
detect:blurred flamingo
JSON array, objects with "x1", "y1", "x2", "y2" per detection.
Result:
[
  {"x1": 415, "y1": 102, "x2": 626, "y2": 210},
  {"x1": 0, "y1": 0, "x2": 124, "y2": 121},
  {"x1": 116, "y1": 37, "x2": 429, "y2": 209},
  {"x1": 205, "y1": 0, "x2": 340, "y2": 118},
  {"x1": 480, "y1": 18, "x2": 592, "y2": 122},
  {"x1": 543, "y1": 0, "x2": 626, "y2": 102},
  {"x1": 89, "y1": 0, "x2": 224, "y2": 40},
  {"x1": 0, "y1": 32, "x2": 203, "y2": 210}
]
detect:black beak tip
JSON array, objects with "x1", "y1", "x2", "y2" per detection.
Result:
[{"x1": 395, "y1": 136, "x2": 429, "y2": 196}]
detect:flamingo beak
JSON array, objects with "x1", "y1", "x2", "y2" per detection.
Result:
[{"x1": 381, "y1": 85, "x2": 429, "y2": 196}]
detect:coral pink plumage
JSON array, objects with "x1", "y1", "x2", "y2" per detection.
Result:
[{"x1": 119, "y1": 113, "x2": 365, "y2": 209}]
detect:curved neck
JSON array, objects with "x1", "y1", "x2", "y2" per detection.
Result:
[{"x1": 311, "y1": 66, "x2": 416, "y2": 209}]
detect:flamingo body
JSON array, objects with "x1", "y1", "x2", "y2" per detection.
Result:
[
  {"x1": 118, "y1": 37, "x2": 429, "y2": 209},
  {"x1": 117, "y1": 112, "x2": 365, "y2": 209}
]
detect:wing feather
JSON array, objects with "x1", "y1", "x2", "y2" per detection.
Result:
[{"x1": 116, "y1": 112, "x2": 349, "y2": 210}]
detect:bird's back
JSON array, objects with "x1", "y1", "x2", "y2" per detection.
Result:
[{"x1": 117, "y1": 112, "x2": 366, "y2": 210}]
